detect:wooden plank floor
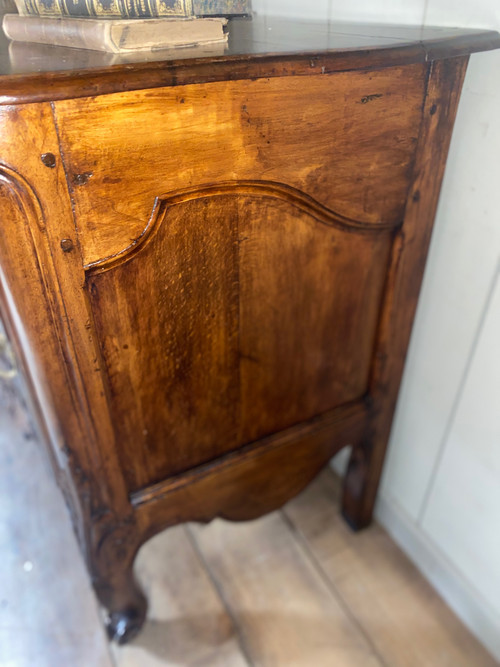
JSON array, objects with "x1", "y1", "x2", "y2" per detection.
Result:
[{"x1": 0, "y1": 377, "x2": 497, "y2": 667}]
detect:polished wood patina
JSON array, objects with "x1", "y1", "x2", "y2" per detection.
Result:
[{"x1": 0, "y1": 14, "x2": 498, "y2": 643}]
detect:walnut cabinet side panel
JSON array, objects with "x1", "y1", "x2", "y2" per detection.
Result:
[
  {"x1": 0, "y1": 55, "x2": 470, "y2": 642},
  {"x1": 87, "y1": 185, "x2": 394, "y2": 492}
]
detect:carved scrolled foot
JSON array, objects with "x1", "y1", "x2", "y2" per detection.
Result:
[
  {"x1": 105, "y1": 593, "x2": 147, "y2": 644},
  {"x1": 95, "y1": 570, "x2": 147, "y2": 644},
  {"x1": 90, "y1": 518, "x2": 148, "y2": 644}
]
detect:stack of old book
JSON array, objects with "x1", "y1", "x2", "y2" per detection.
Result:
[{"x1": 3, "y1": 0, "x2": 251, "y2": 53}]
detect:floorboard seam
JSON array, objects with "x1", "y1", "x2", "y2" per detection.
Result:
[
  {"x1": 280, "y1": 507, "x2": 389, "y2": 667},
  {"x1": 184, "y1": 524, "x2": 255, "y2": 667}
]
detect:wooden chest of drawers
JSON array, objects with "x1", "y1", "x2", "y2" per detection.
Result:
[{"x1": 0, "y1": 16, "x2": 498, "y2": 643}]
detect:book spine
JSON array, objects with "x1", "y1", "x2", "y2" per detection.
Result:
[
  {"x1": 3, "y1": 14, "x2": 114, "y2": 51},
  {"x1": 192, "y1": 0, "x2": 250, "y2": 15},
  {"x1": 12, "y1": 0, "x2": 250, "y2": 18},
  {"x1": 12, "y1": 0, "x2": 193, "y2": 18}
]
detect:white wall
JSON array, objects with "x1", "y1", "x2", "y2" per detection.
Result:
[{"x1": 251, "y1": 0, "x2": 500, "y2": 660}]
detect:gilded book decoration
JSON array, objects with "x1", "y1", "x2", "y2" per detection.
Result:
[
  {"x1": 15, "y1": 0, "x2": 190, "y2": 18},
  {"x1": 13, "y1": 0, "x2": 250, "y2": 17},
  {"x1": 193, "y1": 0, "x2": 249, "y2": 14}
]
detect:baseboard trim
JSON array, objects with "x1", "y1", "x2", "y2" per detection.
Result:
[{"x1": 375, "y1": 491, "x2": 500, "y2": 663}]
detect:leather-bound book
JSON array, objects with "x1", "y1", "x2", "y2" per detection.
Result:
[
  {"x1": 12, "y1": 0, "x2": 251, "y2": 19},
  {"x1": 2, "y1": 13, "x2": 228, "y2": 52}
]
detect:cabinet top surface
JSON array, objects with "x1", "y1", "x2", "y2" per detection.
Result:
[{"x1": 0, "y1": 14, "x2": 498, "y2": 104}]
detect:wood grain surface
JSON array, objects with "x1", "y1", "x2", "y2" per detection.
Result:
[
  {"x1": 342, "y1": 56, "x2": 470, "y2": 529},
  {"x1": 0, "y1": 16, "x2": 498, "y2": 103},
  {"x1": 88, "y1": 185, "x2": 392, "y2": 490},
  {"x1": 54, "y1": 66, "x2": 423, "y2": 265}
]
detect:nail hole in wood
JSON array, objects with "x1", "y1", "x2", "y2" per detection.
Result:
[
  {"x1": 60, "y1": 238, "x2": 74, "y2": 253},
  {"x1": 41, "y1": 153, "x2": 56, "y2": 168}
]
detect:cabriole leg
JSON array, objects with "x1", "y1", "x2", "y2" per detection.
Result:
[
  {"x1": 94, "y1": 566, "x2": 147, "y2": 644},
  {"x1": 89, "y1": 522, "x2": 148, "y2": 644}
]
